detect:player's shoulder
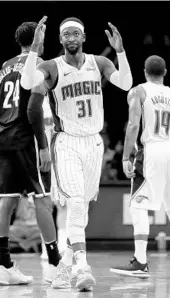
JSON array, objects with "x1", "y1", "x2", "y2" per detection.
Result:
[
  {"x1": 38, "y1": 58, "x2": 56, "y2": 67},
  {"x1": 1, "y1": 56, "x2": 18, "y2": 69},
  {"x1": 128, "y1": 84, "x2": 145, "y2": 96},
  {"x1": 37, "y1": 58, "x2": 57, "y2": 75},
  {"x1": 94, "y1": 55, "x2": 109, "y2": 64},
  {"x1": 93, "y1": 55, "x2": 111, "y2": 73},
  {"x1": 127, "y1": 84, "x2": 146, "y2": 104}
]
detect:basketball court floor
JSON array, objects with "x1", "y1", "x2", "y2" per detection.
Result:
[{"x1": 0, "y1": 251, "x2": 169, "y2": 298}]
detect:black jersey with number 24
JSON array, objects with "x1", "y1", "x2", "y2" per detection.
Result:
[{"x1": 0, "y1": 53, "x2": 34, "y2": 150}]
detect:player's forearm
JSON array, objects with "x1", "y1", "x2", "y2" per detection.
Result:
[
  {"x1": 123, "y1": 124, "x2": 139, "y2": 159},
  {"x1": 110, "y1": 51, "x2": 133, "y2": 91},
  {"x1": 27, "y1": 93, "x2": 48, "y2": 150},
  {"x1": 21, "y1": 45, "x2": 44, "y2": 90}
]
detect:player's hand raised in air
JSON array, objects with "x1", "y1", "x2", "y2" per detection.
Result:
[
  {"x1": 122, "y1": 159, "x2": 135, "y2": 179},
  {"x1": 105, "y1": 23, "x2": 124, "y2": 53},
  {"x1": 39, "y1": 147, "x2": 51, "y2": 172},
  {"x1": 33, "y1": 16, "x2": 47, "y2": 46}
]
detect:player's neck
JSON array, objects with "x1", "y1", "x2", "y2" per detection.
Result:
[
  {"x1": 21, "y1": 46, "x2": 31, "y2": 54},
  {"x1": 64, "y1": 50, "x2": 85, "y2": 69},
  {"x1": 148, "y1": 77, "x2": 164, "y2": 85}
]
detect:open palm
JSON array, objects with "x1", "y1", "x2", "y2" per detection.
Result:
[
  {"x1": 33, "y1": 16, "x2": 47, "y2": 45},
  {"x1": 105, "y1": 22, "x2": 124, "y2": 53}
]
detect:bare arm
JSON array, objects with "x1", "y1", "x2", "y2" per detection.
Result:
[
  {"x1": 95, "y1": 56, "x2": 116, "y2": 80},
  {"x1": 123, "y1": 86, "x2": 144, "y2": 160}
]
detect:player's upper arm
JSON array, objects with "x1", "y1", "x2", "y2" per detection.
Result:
[
  {"x1": 95, "y1": 56, "x2": 116, "y2": 81},
  {"x1": 37, "y1": 59, "x2": 58, "y2": 89},
  {"x1": 127, "y1": 86, "x2": 143, "y2": 127},
  {"x1": 36, "y1": 60, "x2": 51, "y2": 80}
]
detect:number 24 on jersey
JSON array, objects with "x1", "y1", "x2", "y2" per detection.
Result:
[{"x1": 3, "y1": 80, "x2": 20, "y2": 109}]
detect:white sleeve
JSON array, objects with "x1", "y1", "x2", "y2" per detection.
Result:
[
  {"x1": 110, "y1": 51, "x2": 133, "y2": 91},
  {"x1": 21, "y1": 51, "x2": 45, "y2": 90}
]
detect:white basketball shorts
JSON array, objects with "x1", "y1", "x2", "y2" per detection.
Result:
[
  {"x1": 51, "y1": 132, "x2": 104, "y2": 206},
  {"x1": 130, "y1": 141, "x2": 170, "y2": 211}
]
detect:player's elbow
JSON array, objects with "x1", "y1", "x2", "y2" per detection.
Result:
[
  {"x1": 122, "y1": 73, "x2": 133, "y2": 91},
  {"x1": 21, "y1": 74, "x2": 33, "y2": 90}
]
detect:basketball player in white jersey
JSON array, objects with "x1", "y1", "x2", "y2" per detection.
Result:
[
  {"x1": 21, "y1": 16, "x2": 133, "y2": 291},
  {"x1": 110, "y1": 55, "x2": 170, "y2": 278}
]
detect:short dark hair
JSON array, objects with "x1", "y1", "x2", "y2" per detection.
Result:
[
  {"x1": 145, "y1": 55, "x2": 166, "y2": 77},
  {"x1": 59, "y1": 17, "x2": 84, "y2": 29},
  {"x1": 15, "y1": 22, "x2": 37, "y2": 47}
]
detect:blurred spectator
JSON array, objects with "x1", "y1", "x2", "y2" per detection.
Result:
[
  {"x1": 101, "y1": 120, "x2": 108, "y2": 136},
  {"x1": 164, "y1": 35, "x2": 170, "y2": 47},
  {"x1": 9, "y1": 197, "x2": 41, "y2": 252},
  {"x1": 110, "y1": 140, "x2": 126, "y2": 181},
  {"x1": 143, "y1": 34, "x2": 153, "y2": 45},
  {"x1": 100, "y1": 130, "x2": 115, "y2": 183}
]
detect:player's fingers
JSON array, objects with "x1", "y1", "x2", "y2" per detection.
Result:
[
  {"x1": 108, "y1": 22, "x2": 121, "y2": 37},
  {"x1": 36, "y1": 17, "x2": 47, "y2": 34},
  {"x1": 105, "y1": 30, "x2": 112, "y2": 40},
  {"x1": 128, "y1": 173, "x2": 135, "y2": 179},
  {"x1": 44, "y1": 159, "x2": 50, "y2": 172},
  {"x1": 43, "y1": 159, "x2": 51, "y2": 172},
  {"x1": 108, "y1": 22, "x2": 118, "y2": 32},
  {"x1": 42, "y1": 24, "x2": 46, "y2": 32},
  {"x1": 38, "y1": 16, "x2": 48, "y2": 26}
]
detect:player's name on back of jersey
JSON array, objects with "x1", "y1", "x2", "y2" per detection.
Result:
[
  {"x1": 62, "y1": 80, "x2": 101, "y2": 101},
  {"x1": 151, "y1": 95, "x2": 170, "y2": 106},
  {"x1": 0, "y1": 63, "x2": 24, "y2": 83}
]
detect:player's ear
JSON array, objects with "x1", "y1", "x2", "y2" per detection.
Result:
[
  {"x1": 59, "y1": 35, "x2": 62, "y2": 44},
  {"x1": 83, "y1": 33, "x2": 86, "y2": 43},
  {"x1": 164, "y1": 69, "x2": 167, "y2": 76}
]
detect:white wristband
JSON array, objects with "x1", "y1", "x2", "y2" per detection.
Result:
[
  {"x1": 21, "y1": 51, "x2": 38, "y2": 90},
  {"x1": 110, "y1": 51, "x2": 133, "y2": 91}
]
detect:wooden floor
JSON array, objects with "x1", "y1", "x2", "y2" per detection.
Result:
[{"x1": 0, "y1": 251, "x2": 169, "y2": 298}]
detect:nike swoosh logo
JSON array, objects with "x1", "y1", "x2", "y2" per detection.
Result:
[
  {"x1": 64, "y1": 72, "x2": 72, "y2": 76},
  {"x1": 97, "y1": 142, "x2": 102, "y2": 146}
]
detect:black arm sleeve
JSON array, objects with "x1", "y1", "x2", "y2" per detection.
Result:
[{"x1": 27, "y1": 93, "x2": 48, "y2": 150}]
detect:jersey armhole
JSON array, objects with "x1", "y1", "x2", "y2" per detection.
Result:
[
  {"x1": 138, "y1": 84, "x2": 146, "y2": 106},
  {"x1": 45, "y1": 59, "x2": 58, "y2": 91},
  {"x1": 91, "y1": 55, "x2": 102, "y2": 78}
]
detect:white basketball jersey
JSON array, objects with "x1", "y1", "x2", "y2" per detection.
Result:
[
  {"x1": 52, "y1": 54, "x2": 104, "y2": 136},
  {"x1": 140, "y1": 82, "x2": 170, "y2": 144}
]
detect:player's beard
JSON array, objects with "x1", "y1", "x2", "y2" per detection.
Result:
[{"x1": 66, "y1": 44, "x2": 80, "y2": 55}]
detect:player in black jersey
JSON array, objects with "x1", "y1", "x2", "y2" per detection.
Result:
[{"x1": 0, "y1": 22, "x2": 60, "y2": 285}]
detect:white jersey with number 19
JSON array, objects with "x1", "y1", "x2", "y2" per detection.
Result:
[
  {"x1": 51, "y1": 54, "x2": 104, "y2": 136},
  {"x1": 140, "y1": 82, "x2": 170, "y2": 144}
]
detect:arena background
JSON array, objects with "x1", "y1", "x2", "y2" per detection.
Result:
[{"x1": 1, "y1": 1, "x2": 169, "y2": 251}]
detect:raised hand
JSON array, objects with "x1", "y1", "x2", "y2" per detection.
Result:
[
  {"x1": 33, "y1": 16, "x2": 47, "y2": 46},
  {"x1": 105, "y1": 22, "x2": 124, "y2": 53}
]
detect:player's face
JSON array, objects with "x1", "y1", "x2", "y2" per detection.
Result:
[{"x1": 60, "y1": 27, "x2": 85, "y2": 54}]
